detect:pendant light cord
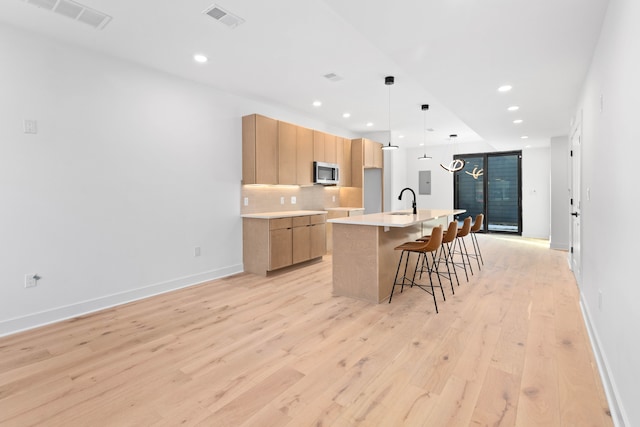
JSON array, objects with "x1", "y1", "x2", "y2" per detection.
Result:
[{"x1": 388, "y1": 82, "x2": 392, "y2": 143}]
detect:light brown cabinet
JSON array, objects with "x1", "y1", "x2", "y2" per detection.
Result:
[
  {"x1": 243, "y1": 113, "x2": 352, "y2": 186},
  {"x1": 242, "y1": 114, "x2": 278, "y2": 185},
  {"x1": 292, "y1": 214, "x2": 326, "y2": 263},
  {"x1": 324, "y1": 134, "x2": 337, "y2": 163},
  {"x1": 278, "y1": 121, "x2": 297, "y2": 185},
  {"x1": 351, "y1": 139, "x2": 364, "y2": 187},
  {"x1": 337, "y1": 137, "x2": 352, "y2": 187},
  {"x1": 242, "y1": 213, "x2": 326, "y2": 276},
  {"x1": 269, "y1": 218, "x2": 293, "y2": 270},
  {"x1": 313, "y1": 131, "x2": 338, "y2": 164},
  {"x1": 364, "y1": 139, "x2": 383, "y2": 169},
  {"x1": 296, "y1": 126, "x2": 314, "y2": 185},
  {"x1": 313, "y1": 131, "x2": 325, "y2": 162}
]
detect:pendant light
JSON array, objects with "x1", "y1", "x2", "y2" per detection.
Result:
[
  {"x1": 418, "y1": 104, "x2": 432, "y2": 160},
  {"x1": 440, "y1": 134, "x2": 466, "y2": 172},
  {"x1": 381, "y1": 76, "x2": 399, "y2": 151}
]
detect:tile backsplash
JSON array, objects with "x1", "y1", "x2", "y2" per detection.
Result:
[{"x1": 241, "y1": 185, "x2": 341, "y2": 214}]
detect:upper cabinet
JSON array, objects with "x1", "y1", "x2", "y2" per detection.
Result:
[
  {"x1": 282, "y1": 121, "x2": 315, "y2": 185},
  {"x1": 313, "y1": 131, "x2": 324, "y2": 162},
  {"x1": 324, "y1": 133, "x2": 337, "y2": 163},
  {"x1": 243, "y1": 114, "x2": 278, "y2": 185},
  {"x1": 313, "y1": 131, "x2": 338, "y2": 164},
  {"x1": 278, "y1": 121, "x2": 297, "y2": 185},
  {"x1": 336, "y1": 137, "x2": 352, "y2": 187},
  {"x1": 351, "y1": 139, "x2": 364, "y2": 187},
  {"x1": 350, "y1": 138, "x2": 382, "y2": 188},
  {"x1": 242, "y1": 113, "x2": 356, "y2": 186},
  {"x1": 364, "y1": 139, "x2": 383, "y2": 169},
  {"x1": 296, "y1": 126, "x2": 314, "y2": 185}
]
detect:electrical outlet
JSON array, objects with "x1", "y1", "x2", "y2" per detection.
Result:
[
  {"x1": 243, "y1": 197, "x2": 249, "y2": 206},
  {"x1": 332, "y1": 195, "x2": 336, "y2": 202},
  {"x1": 291, "y1": 196, "x2": 296, "y2": 205},
  {"x1": 280, "y1": 196, "x2": 285, "y2": 205},
  {"x1": 194, "y1": 247, "x2": 201, "y2": 257},
  {"x1": 24, "y1": 274, "x2": 39, "y2": 288}
]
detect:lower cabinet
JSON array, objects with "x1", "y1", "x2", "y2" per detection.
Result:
[
  {"x1": 243, "y1": 213, "x2": 326, "y2": 276},
  {"x1": 269, "y1": 218, "x2": 293, "y2": 270},
  {"x1": 293, "y1": 215, "x2": 326, "y2": 263}
]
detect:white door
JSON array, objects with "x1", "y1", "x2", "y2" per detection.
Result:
[{"x1": 570, "y1": 120, "x2": 582, "y2": 285}]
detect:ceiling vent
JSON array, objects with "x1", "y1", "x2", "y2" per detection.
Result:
[
  {"x1": 23, "y1": 0, "x2": 112, "y2": 29},
  {"x1": 324, "y1": 73, "x2": 343, "y2": 83},
  {"x1": 203, "y1": 4, "x2": 245, "y2": 28}
]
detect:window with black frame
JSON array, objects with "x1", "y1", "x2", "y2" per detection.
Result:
[{"x1": 453, "y1": 151, "x2": 522, "y2": 234}]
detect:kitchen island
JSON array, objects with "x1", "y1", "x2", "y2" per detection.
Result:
[{"x1": 328, "y1": 209, "x2": 465, "y2": 303}]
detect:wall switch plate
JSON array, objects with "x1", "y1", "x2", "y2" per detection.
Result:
[
  {"x1": 243, "y1": 197, "x2": 249, "y2": 206},
  {"x1": 23, "y1": 119, "x2": 38, "y2": 134},
  {"x1": 332, "y1": 195, "x2": 336, "y2": 202},
  {"x1": 291, "y1": 196, "x2": 296, "y2": 204},
  {"x1": 194, "y1": 247, "x2": 201, "y2": 257},
  {"x1": 598, "y1": 289, "x2": 603, "y2": 310},
  {"x1": 280, "y1": 196, "x2": 285, "y2": 205}
]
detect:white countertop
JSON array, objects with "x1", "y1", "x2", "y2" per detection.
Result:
[
  {"x1": 325, "y1": 207, "x2": 365, "y2": 211},
  {"x1": 241, "y1": 210, "x2": 327, "y2": 219},
  {"x1": 327, "y1": 209, "x2": 465, "y2": 227}
]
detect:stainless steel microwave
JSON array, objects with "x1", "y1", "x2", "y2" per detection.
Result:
[{"x1": 313, "y1": 161, "x2": 339, "y2": 185}]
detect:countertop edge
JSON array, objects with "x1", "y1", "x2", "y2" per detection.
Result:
[
  {"x1": 241, "y1": 210, "x2": 328, "y2": 219},
  {"x1": 327, "y1": 209, "x2": 465, "y2": 228}
]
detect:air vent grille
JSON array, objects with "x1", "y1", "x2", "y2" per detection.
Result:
[
  {"x1": 53, "y1": 0, "x2": 83, "y2": 19},
  {"x1": 27, "y1": 0, "x2": 56, "y2": 10},
  {"x1": 203, "y1": 4, "x2": 245, "y2": 28},
  {"x1": 22, "y1": 0, "x2": 112, "y2": 29},
  {"x1": 324, "y1": 73, "x2": 343, "y2": 82}
]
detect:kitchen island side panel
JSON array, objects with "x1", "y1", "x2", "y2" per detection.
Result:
[{"x1": 332, "y1": 223, "x2": 422, "y2": 303}]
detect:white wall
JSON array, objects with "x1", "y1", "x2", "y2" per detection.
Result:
[
  {"x1": 0, "y1": 23, "x2": 352, "y2": 336},
  {"x1": 574, "y1": 0, "x2": 640, "y2": 424},
  {"x1": 521, "y1": 147, "x2": 551, "y2": 239}
]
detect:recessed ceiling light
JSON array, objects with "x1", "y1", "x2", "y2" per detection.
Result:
[
  {"x1": 312, "y1": 100, "x2": 322, "y2": 107},
  {"x1": 366, "y1": 122, "x2": 373, "y2": 127},
  {"x1": 193, "y1": 54, "x2": 208, "y2": 63},
  {"x1": 498, "y1": 85, "x2": 513, "y2": 92},
  {"x1": 513, "y1": 119, "x2": 523, "y2": 124},
  {"x1": 419, "y1": 143, "x2": 425, "y2": 146},
  {"x1": 507, "y1": 106, "x2": 519, "y2": 111},
  {"x1": 399, "y1": 135, "x2": 405, "y2": 139},
  {"x1": 342, "y1": 113, "x2": 351, "y2": 118},
  {"x1": 521, "y1": 135, "x2": 529, "y2": 139}
]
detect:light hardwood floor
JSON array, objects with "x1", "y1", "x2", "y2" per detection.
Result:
[{"x1": 0, "y1": 235, "x2": 612, "y2": 426}]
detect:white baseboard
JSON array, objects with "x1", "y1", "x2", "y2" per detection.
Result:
[
  {"x1": 549, "y1": 241, "x2": 569, "y2": 250},
  {"x1": 0, "y1": 264, "x2": 243, "y2": 338},
  {"x1": 580, "y1": 294, "x2": 628, "y2": 427}
]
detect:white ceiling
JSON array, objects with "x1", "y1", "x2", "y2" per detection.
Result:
[{"x1": 0, "y1": 0, "x2": 610, "y2": 151}]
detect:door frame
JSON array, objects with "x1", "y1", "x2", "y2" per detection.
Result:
[
  {"x1": 453, "y1": 150, "x2": 522, "y2": 234},
  {"x1": 570, "y1": 113, "x2": 583, "y2": 286}
]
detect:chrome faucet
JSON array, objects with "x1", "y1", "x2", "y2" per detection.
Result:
[{"x1": 398, "y1": 187, "x2": 417, "y2": 215}]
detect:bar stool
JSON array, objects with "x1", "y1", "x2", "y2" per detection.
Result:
[
  {"x1": 453, "y1": 216, "x2": 473, "y2": 281},
  {"x1": 418, "y1": 220, "x2": 459, "y2": 294},
  {"x1": 469, "y1": 213, "x2": 484, "y2": 270},
  {"x1": 389, "y1": 225, "x2": 444, "y2": 313}
]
